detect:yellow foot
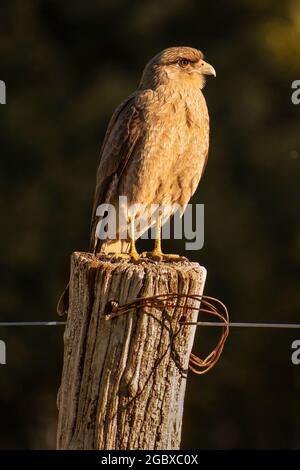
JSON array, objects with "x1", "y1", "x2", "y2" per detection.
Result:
[
  {"x1": 162, "y1": 253, "x2": 188, "y2": 262},
  {"x1": 141, "y1": 251, "x2": 188, "y2": 262},
  {"x1": 130, "y1": 250, "x2": 143, "y2": 262},
  {"x1": 129, "y1": 237, "x2": 143, "y2": 262}
]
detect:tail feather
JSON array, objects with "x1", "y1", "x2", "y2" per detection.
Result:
[
  {"x1": 100, "y1": 240, "x2": 130, "y2": 254},
  {"x1": 57, "y1": 240, "x2": 130, "y2": 316}
]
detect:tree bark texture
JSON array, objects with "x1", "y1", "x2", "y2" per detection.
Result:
[{"x1": 57, "y1": 252, "x2": 206, "y2": 450}]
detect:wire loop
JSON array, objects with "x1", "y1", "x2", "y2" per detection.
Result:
[{"x1": 105, "y1": 293, "x2": 229, "y2": 375}]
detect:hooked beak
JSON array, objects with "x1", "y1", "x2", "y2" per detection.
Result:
[{"x1": 198, "y1": 60, "x2": 216, "y2": 77}]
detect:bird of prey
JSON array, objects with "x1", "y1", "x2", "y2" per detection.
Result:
[{"x1": 57, "y1": 46, "x2": 215, "y2": 314}]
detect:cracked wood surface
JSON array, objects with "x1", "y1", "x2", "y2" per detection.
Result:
[{"x1": 57, "y1": 252, "x2": 206, "y2": 450}]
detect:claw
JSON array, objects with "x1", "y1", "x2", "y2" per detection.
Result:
[
  {"x1": 141, "y1": 251, "x2": 187, "y2": 262},
  {"x1": 161, "y1": 253, "x2": 188, "y2": 262}
]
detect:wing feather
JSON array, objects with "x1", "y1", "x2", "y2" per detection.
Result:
[{"x1": 89, "y1": 92, "x2": 144, "y2": 251}]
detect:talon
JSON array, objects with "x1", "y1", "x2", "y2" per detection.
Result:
[
  {"x1": 140, "y1": 251, "x2": 161, "y2": 260},
  {"x1": 130, "y1": 250, "x2": 142, "y2": 262},
  {"x1": 161, "y1": 253, "x2": 188, "y2": 262},
  {"x1": 141, "y1": 251, "x2": 187, "y2": 262},
  {"x1": 148, "y1": 249, "x2": 164, "y2": 261}
]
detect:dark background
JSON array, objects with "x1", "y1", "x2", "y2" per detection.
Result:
[{"x1": 0, "y1": 0, "x2": 300, "y2": 449}]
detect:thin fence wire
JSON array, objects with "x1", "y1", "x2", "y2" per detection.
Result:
[
  {"x1": 0, "y1": 321, "x2": 66, "y2": 326},
  {"x1": 1, "y1": 321, "x2": 300, "y2": 328},
  {"x1": 1, "y1": 293, "x2": 299, "y2": 374}
]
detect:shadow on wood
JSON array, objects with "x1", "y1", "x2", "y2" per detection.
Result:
[{"x1": 57, "y1": 252, "x2": 206, "y2": 450}]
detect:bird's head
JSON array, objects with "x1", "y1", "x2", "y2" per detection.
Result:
[{"x1": 139, "y1": 46, "x2": 216, "y2": 90}]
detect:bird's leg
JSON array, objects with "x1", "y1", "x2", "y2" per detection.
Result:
[
  {"x1": 142, "y1": 212, "x2": 187, "y2": 262},
  {"x1": 129, "y1": 217, "x2": 140, "y2": 261},
  {"x1": 141, "y1": 212, "x2": 163, "y2": 259},
  {"x1": 152, "y1": 211, "x2": 163, "y2": 257}
]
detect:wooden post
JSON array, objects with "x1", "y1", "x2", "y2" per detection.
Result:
[{"x1": 57, "y1": 252, "x2": 206, "y2": 450}]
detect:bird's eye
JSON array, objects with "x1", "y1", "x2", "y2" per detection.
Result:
[{"x1": 178, "y1": 59, "x2": 190, "y2": 67}]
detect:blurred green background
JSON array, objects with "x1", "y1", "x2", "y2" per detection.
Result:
[{"x1": 0, "y1": 0, "x2": 300, "y2": 449}]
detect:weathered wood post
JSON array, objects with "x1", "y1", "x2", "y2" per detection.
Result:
[{"x1": 57, "y1": 252, "x2": 206, "y2": 450}]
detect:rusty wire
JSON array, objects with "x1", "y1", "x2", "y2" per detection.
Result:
[{"x1": 105, "y1": 293, "x2": 229, "y2": 375}]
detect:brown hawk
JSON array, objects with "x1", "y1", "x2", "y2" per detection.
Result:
[{"x1": 57, "y1": 46, "x2": 215, "y2": 314}]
